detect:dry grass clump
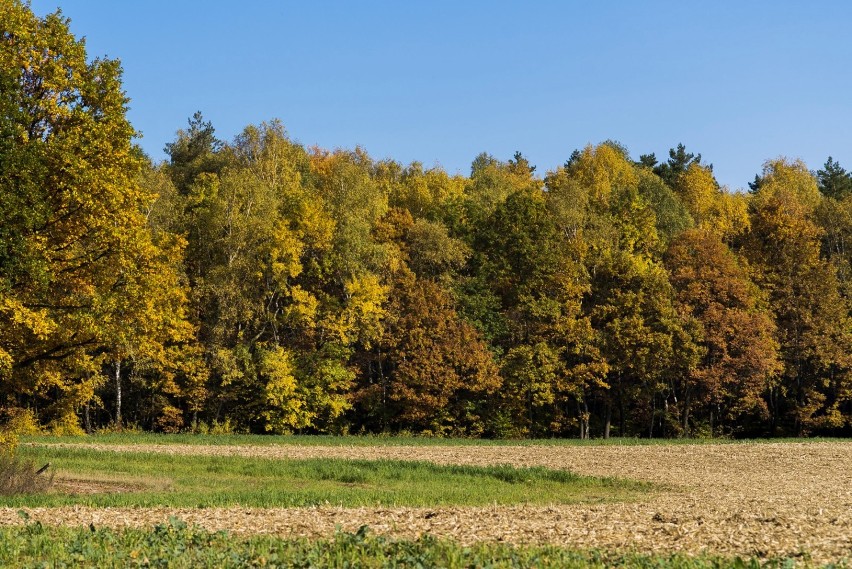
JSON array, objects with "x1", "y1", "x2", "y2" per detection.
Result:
[
  {"x1": 0, "y1": 456, "x2": 53, "y2": 496},
  {"x1": 0, "y1": 419, "x2": 52, "y2": 496}
]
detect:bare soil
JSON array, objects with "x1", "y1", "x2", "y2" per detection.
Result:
[
  {"x1": 7, "y1": 441, "x2": 852, "y2": 563},
  {"x1": 51, "y1": 476, "x2": 151, "y2": 496}
]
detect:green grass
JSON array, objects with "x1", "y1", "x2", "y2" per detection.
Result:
[
  {"x1": 22, "y1": 432, "x2": 852, "y2": 447},
  {"x1": 0, "y1": 520, "x2": 834, "y2": 569},
  {"x1": 7, "y1": 445, "x2": 649, "y2": 508}
]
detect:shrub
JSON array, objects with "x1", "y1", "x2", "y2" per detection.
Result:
[
  {"x1": 47, "y1": 413, "x2": 85, "y2": 436},
  {"x1": 0, "y1": 429, "x2": 18, "y2": 457},
  {"x1": 210, "y1": 418, "x2": 236, "y2": 435},
  {"x1": 0, "y1": 423, "x2": 52, "y2": 496},
  {"x1": 189, "y1": 418, "x2": 235, "y2": 435},
  {"x1": 155, "y1": 406, "x2": 185, "y2": 433},
  {"x1": 95, "y1": 421, "x2": 143, "y2": 435},
  {"x1": 1, "y1": 408, "x2": 41, "y2": 436},
  {"x1": 0, "y1": 455, "x2": 53, "y2": 495}
]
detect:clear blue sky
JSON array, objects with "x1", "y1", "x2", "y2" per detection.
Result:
[{"x1": 29, "y1": 0, "x2": 852, "y2": 190}]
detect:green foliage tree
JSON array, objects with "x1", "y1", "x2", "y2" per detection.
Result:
[
  {"x1": 635, "y1": 169, "x2": 693, "y2": 244},
  {"x1": 653, "y1": 143, "x2": 703, "y2": 188},
  {"x1": 463, "y1": 152, "x2": 540, "y2": 228},
  {"x1": 471, "y1": 186, "x2": 602, "y2": 437},
  {"x1": 637, "y1": 153, "x2": 658, "y2": 169},
  {"x1": 164, "y1": 111, "x2": 226, "y2": 193},
  {"x1": 816, "y1": 157, "x2": 852, "y2": 200},
  {"x1": 558, "y1": 144, "x2": 700, "y2": 438}
]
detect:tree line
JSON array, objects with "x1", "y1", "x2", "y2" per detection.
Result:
[{"x1": 3, "y1": 2, "x2": 852, "y2": 438}]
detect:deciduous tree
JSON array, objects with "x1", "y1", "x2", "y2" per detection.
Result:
[
  {"x1": 741, "y1": 159, "x2": 852, "y2": 433},
  {"x1": 666, "y1": 229, "x2": 780, "y2": 435},
  {"x1": 0, "y1": 1, "x2": 191, "y2": 430}
]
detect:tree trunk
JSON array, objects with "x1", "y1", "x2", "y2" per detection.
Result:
[
  {"x1": 770, "y1": 387, "x2": 778, "y2": 436},
  {"x1": 378, "y1": 347, "x2": 387, "y2": 432},
  {"x1": 114, "y1": 360, "x2": 122, "y2": 427},
  {"x1": 604, "y1": 402, "x2": 612, "y2": 439},
  {"x1": 648, "y1": 395, "x2": 655, "y2": 438},
  {"x1": 709, "y1": 406, "x2": 714, "y2": 438},
  {"x1": 84, "y1": 403, "x2": 92, "y2": 433}
]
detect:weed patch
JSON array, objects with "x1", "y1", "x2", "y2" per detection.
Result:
[
  {"x1": 0, "y1": 456, "x2": 52, "y2": 496},
  {"x1": 0, "y1": 520, "x2": 834, "y2": 568}
]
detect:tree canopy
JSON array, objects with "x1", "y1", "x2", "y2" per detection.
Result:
[{"x1": 3, "y1": 1, "x2": 852, "y2": 438}]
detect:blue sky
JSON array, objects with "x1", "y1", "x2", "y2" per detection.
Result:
[{"x1": 29, "y1": 0, "x2": 852, "y2": 191}]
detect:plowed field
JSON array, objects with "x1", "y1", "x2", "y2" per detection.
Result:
[{"x1": 8, "y1": 441, "x2": 852, "y2": 563}]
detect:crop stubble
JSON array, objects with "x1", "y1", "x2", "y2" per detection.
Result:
[{"x1": 6, "y1": 441, "x2": 852, "y2": 562}]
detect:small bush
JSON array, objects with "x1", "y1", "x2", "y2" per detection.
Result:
[
  {"x1": 190, "y1": 419, "x2": 209, "y2": 434},
  {"x1": 155, "y1": 406, "x2": 185, "y2": 434},
  {"x1": 1, "y1": 416, "x2": 47, "y2": 500},
  {"x1": 95, "y1": 421, "x2": 143, "y2": 435},
  {"x1": 1, "y1": 408, "x2": 41, "y2": 436},
  {"x1": 210, "y1": 418, "x2": 235, "y2": 435},
  {"x1": 0, "y1": 455, "x2": 52, "y2": 496},
  {"x1": 0, "y1": 429, "x2": 18, "y2": 457},
  {"x1": 189, "y1": 418, "x2": 235, "y2": 435},
  {"x1": 47, "y1": 413, "x2": 85, "y2": 436}
]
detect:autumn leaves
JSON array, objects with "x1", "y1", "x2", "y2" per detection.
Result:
[{"x1": 3, "y1": 1, "x2": 852, "y2": 438}]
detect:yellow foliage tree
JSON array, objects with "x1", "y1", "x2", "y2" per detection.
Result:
[
  {"x1": 674, "y1": 163, "x2": 749, "y2": 240},
  {"x1": 0, "y1": 1, "x2": 192, "y2": 429},
  {"x1": 567, "y1": 144, "x2": 639, "y2": 207}
]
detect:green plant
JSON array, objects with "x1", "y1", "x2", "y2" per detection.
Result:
[
  {"x1": 6, "y1": 446, "x2": 648, "y2": 508},
  {"x1": 0, "y1": 521, "x2": 835, "y2": 568}
]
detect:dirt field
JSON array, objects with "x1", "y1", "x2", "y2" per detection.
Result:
[{"x1": 7, "y1": 441, "x2": 852, "y2": 563}]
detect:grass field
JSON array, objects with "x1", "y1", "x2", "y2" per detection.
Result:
[{"x1": 8, "y1": 445, "x2": 647, "y2": 508}]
